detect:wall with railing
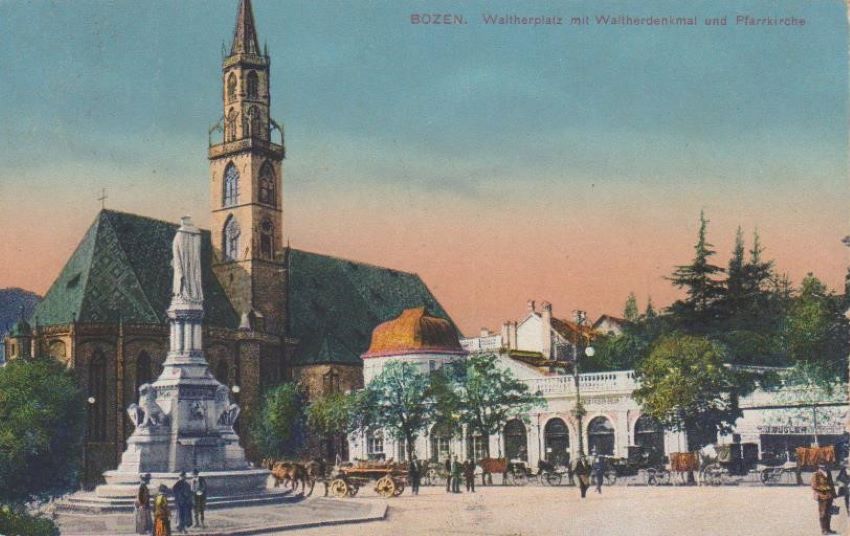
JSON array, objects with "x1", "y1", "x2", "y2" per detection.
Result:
[{"x1": 522, "y1": 370, "x2": 638, "y2": 396}]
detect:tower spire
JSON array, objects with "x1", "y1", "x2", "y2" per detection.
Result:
[{"x1": 230, "y1": 0, "x2": 260, "y2": 56}]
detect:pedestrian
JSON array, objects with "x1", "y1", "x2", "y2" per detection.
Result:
[
  {"x1": 563, "y1": 451, "x2": 574, "y2": 485},
  {"x1": 444, "y1": 456, "x2": 452, "y2": 493},
  {"x1": 812, "y1": 463, "x2": 837, "y2": 535},
  {"x1": 409, "y1": 456, "x2": 421, "y2": 496},
  {"x1": 191, "y1": 469, "x2": 207, "y2": 529},
  {"x1": 573, "y1": 455, "x2": 591, "y2": 499},
  {"x1": 592, "y1": 456, "x2": 605, "y2": 494},
  {"x1": 464, "y1": 459, "x2": 476, "y2": 492},
  {"x1": 153, "y1": 484, "x2": 172, "y2": 536},
  {"x1": 134, "y1": 473, "x2": 153, "y2": 534},
  {"x1": 837, "y1": 466, "x2": 850, "y2": 517},
  {"x1": 451, "y1": 455, "x2": 463, "y2": 493},
  {"x1": 172, "y1": 471, "x2": 193, "y2": 534}
]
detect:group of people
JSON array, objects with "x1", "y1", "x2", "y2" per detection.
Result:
[{"x1": 134, "y1": 469, "x2": 208, "y2": 535}]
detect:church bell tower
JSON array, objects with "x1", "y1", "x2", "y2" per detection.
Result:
[{"x1": 209, "y1": 0, "x2": 286, "y2": 334}]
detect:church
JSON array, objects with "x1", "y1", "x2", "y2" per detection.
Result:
[{"x1": 3, "y1": 0, "x2": 455, "y2": 486}]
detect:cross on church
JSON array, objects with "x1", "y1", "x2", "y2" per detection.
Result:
[{"x1": 97, "y1": 188, "x2": 108, "y2": 210}]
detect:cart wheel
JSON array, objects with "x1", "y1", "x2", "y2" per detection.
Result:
[
  {"x1": 646, "y1": 468, "x2": 659, "y2": 486},
  {"x1": 329, "y1": 478, "x2": 349, "y2": 498},
  {"x1": 546, "y1": 472, "x2": 562, "y2": 486},
  {"x1": 375, "y1": 475, "x2": 396, "y2": 498},
  {"x1": 760, "y1": 468, "x2": 774, "y2": 486},
  {"x1": 514, "y1": 471, "x2": 529, "y2": 486}
]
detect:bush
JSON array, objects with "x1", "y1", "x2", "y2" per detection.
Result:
[{"x1": 0, "y1": 505, "x2": 59, "y2": 536}]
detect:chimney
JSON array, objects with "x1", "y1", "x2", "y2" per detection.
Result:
[
  {"x1": 501, "y1": 321, "x2": 511, "y2": 348},
  {"x1": 508, "y1": 321, "x2": 518, "y2": 350},
  {"x1": 541, "y1": 301, "x2": 553, "y2": 359},
  {"x1": 527, "y1": 300, "x2": 536, "y2": 313},
  {"x1": 480, "y1": 327, "x2": 491, "y2": 338}
]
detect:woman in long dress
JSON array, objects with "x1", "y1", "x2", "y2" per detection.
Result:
[
  {"x1": 135, "y1": 474, "x2": 153, "y2": 534},
  {"x1": 153, "y1": 484, "x2": 172, "y2": 536}
]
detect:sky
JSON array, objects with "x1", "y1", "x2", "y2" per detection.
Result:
[{"x1": 0, "y1": 0, "x2": 847, "y2": 335}]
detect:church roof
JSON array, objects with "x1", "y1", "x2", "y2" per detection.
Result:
[
  {"x1": 362, "y1": 307, "x2": 465, "y2": 358},
  {"x1": 230, "y1": 0, "x2": 261, "y2": 56},
  {"x1": 33, "y1": 211, "x2": 239, "y2": 327},
  {"x1": 287, "y1": 250, "x2": 457, "y2": 366},
  {"x1": 32, "y1": 210, "x2": 457, "y2": 367}
]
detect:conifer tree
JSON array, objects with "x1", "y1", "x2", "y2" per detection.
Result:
[{"x1": 623, "y1": 292, "x2": 639, "y2": 322}]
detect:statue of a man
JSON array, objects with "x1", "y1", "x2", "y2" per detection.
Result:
[{"x1": 172, "y1": 217, "x2": 204, "y2": 302}]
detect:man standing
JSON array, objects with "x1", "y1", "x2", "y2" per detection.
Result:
[
  {"x1": 463, "y1": 459, "x2": 476, "y2": 492},
  {"x1": 592, "y1": 456, "x2": 605, "y2": 494},
  {"x1": 573, "y1": 455, "x2": 591, "y2": 499},
  {"x1": 812, "y1": 463, "x2": 837, "y2": 535},
  {"x1": 172, "y1": 471, "x2": 193, "y2": 534},
  {"x1": 191, "y1": 469, "x2": 207, "y2": 529},
  {"x1": 409, "y1": 456, "x2": 421, "y2": 496},
  {"x1": 445, "y1": 456, "x2": 452, "y2": 493},
  {"x1": 451, "y1": 455, "x2": 463, "y2": 493}
]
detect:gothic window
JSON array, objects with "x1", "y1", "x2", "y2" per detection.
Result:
[
  {"x1": 226, "y1": 108, "x2": 238, "y2": 142},
  {"x1": 223, "y1": 163, "x2": 239, "y2": 206},
  {"x1": 227, "y1": 73, "x2": 237, "y2": 103},
  {"x1": 246, "y1": 71, "x2": 259, "y2": 98},
  {"x1": 245, "y1": 106, "x2": 261, "y2": 138},
  {"x1": 259, "y1": 161, "x2": 275, "y2": 206},
  {"x1": 322, "y1": 369, "x2": 341, "y2": 394},
  {"x1": 224, "y1": 216, "x2": 241, "y2": 261},
  {"x1": 135, "y1": 351, "x2": 151, "y2": 396},
  {"x1": 88, "y1": 349, "x2": 107, "y2": 442}
]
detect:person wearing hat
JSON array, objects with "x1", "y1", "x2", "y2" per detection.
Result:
[
  {"x1": 812, "y1": 462, "x2": 837, "y2": 535},
  {"x1": 191, "y1": 469, "x2": 207, "y2": 529},
  {"x1": 172, "y1": 471, "x2": 193, "y2": 533},
  {"x1": 134, "y1": 473, "x2": 153, "y2": 534},
  {"x1": 153, "y1": 484, "x2": 171, "y2": 536}
]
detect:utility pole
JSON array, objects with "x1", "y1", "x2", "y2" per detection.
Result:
[{"x1": 573, "y1": 310, "x2": 587, "y2": 456}]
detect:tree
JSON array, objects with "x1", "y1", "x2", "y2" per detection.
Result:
[
  {"x1": 623, "y1": 292, "x2": 640, "y2": 323},
  {"x1": 587, "y1": 331, "x2": 650, "y2": 372},
  {"x1": 667, "y1": 211, "x2": 725, "y2": 331},
  {"x1": 352, "y1": 361, "x2": 434, "y2": 462},
  {"x1": 438, "y1": 354, "x2": 545, "y2": 457},
  {"x1": 645, "y1": 297, "x2": 657, "y2": 320},
  {"x1": 306, "y1": 392, "x2": 354, "y2": 460},
  {"x1": 0, "y1": 356, "x2": 85, "y2": 505},
  {"x1": 633, "y1": 334, "x2": 740, "y2": 448},
  {"x1": 251, "y1": 383, "x2": 307, "y2": 460}
]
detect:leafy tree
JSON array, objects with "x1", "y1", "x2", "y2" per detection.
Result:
[
  {"x1": 633, "y1": 334, "x2": 740, "y2": 448},
  {"x1": 437, "y1": 354, "x2": 545, "y2": 457},
  {"x1": 251, "y1": 383, "x2": 307, "y2": 460},
  {"x1": 584, "y1": 331, "x2": 649, "y2": 372},
  {"x1": 306, "y1": 392, "x2": 354, "y2": 460},
  {"x1": 0, "y1": 356, "x2": 85, "y2": 505},
  {"x1": 667, "y1": 211, "x2": 725, "y2": 331},
  {"x1": 0, "y1": 506, "x2": 59, "y2": 536},
  {"x1": 352, "y1": 361, "x2": 434, "y2": 461},
  {"x1": 623, "y1": 292, "x2": 640, "y2": 323}
]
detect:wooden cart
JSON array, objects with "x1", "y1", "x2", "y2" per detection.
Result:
[{"x1": 329, "y1": 463, "x2": 408, "y2": 498}]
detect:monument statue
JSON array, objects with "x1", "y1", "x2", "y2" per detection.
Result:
[{"x1": 171, "y1": 216, "x2": 203, "y2": 303}]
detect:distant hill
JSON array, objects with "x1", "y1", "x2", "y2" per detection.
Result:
[{"x1": 0, "y1": 288, "x2": 41, "y2": 362}]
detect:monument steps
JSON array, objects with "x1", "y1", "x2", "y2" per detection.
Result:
[{"x1": 55, "y1": 487, "x2": 298, "y2": 514}]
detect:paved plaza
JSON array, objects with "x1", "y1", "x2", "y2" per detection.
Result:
[{"x1": 291, "y1": 484, "x2": 847, "y2": 536}]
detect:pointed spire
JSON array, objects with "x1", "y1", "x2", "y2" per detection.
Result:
[{"x1": 230, "y1": 0, "x2": 260, "y2": 56}]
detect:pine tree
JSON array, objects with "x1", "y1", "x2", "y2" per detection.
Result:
[
  {"x1": 722, "y1": 226, "x2": 746, "y2": 319},
  {"x1": 645, "y1": 297, "x2": 657, "y2": 319},
  {"x1": 743, "y1": 229, "x2": 774, "y2": 298},
  {"x1": 667, "y1": 211, "x2": 725, "y2": 330},
  {"x1": 623, "y1": 292, "x2": 639, "y2": 322}
]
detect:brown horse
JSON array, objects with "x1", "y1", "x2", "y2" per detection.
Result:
[{"x1": 264, "y1": 459, "x2": 319, "y2": 496}]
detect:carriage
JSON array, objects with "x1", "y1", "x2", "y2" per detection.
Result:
[
  {"x1": 479, "y1": 457, "x2": 531, "y2": 486},
  {"x1": 607, "y1": 446, "x2": 670, "y2": 486},
  {"x1": 699, "y1": 443, "x2": 760, "y2": 485},
  {"x1": 535, "y1": 459, "x2": 571, "y2": 486},
  {"x1": 328, "y1": 462, "x2": 408, "y2": 498}
]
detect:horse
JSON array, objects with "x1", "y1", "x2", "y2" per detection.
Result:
[{"x1": 265, "y1": 460, "x2": 311, "y2": 495}]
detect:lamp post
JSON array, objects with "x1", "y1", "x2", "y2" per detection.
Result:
[
  {"x1": 84, "y1": 396, "x2": 96, "y2": 489},
  {"x1": 572, "y1": 310, "x2": 594, "y2": 456}
]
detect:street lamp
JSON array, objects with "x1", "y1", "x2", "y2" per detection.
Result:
[
  {"x1": 572, "y1": 310, "x2": 593, "y2": 456},
  {"x1": 231, "y1": 385, "x2": 240, "y2": 394}
]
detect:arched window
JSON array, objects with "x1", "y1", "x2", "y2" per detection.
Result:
[
  {"x1": 587, "y1": 416, "x2": 615, "y2": 456},
  {"x1": 224, "y1": 216, "x2": 241, "y2": 261},
  {"x1": 259, "y1": 161, "x2": 276, "y2": 206},
  {"x1": 260, "y1": 219, "x2": 274, "y2": 260},
  {"x1": 544, "y1": 418, "x2": 570, "y2": 465},
  {"x1": 88, "y1": 349, "x2": 108, "y2": 441},
  {"x1": 504, "y1": 418, "x2": 528, "y2": 461},
  {"x1": 634, "y1": 415, "x2": 665, "y2": 456},
  {"x1": 246, "y1": 71, "x2": 259, "y2": 98},
  {"x1": 245, "y1": 106, "x2": 261, "y2": 138},
  {"x1": 227, "y1": 73, "x2": 237, "y2": 102},
  {"x1": 226, "y1": 108, "x2": 238, "y2": 142},
  {"x1": 430, "y1": 422, "x2": 453, "y2": 462},
  {"x1": 223, "y1": 163, "x2": 239, "y2": 206},
  {"x1": 135, "y1": 351, "x2": 151, "y2": 396}
]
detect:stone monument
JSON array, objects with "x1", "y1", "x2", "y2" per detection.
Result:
[{"x1": 88, "y1": 217, "x2": 271, "y2": 503}]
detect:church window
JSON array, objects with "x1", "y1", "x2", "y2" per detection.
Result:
[
  {"x1": 226, "y1": 108, "x2": 238, "y2": 142},
  {"x1": 227, "y1": 73, "x2": 237, "y2": 103},
  {"x1": 260, "y1": 219, "x2": 274, "y2": 260},
  {"x1": 247, "y1": 71, "x2": 259, "y2": 98},
  {"x1": 88, "y1": 349, "x2": 108, "y2": 442},
  {"x1": 135, "y1": 351, "x2": 152, "y2": 396},
  {"x1": 224, "y1": 216, "x2": 241, "y2": 261},
  {"x1": 245, "y1": 106, "x2": 261, "y2": 138},
  {"x1": 259, "y1": 161, "x2": 275, "y2": 206},
  {"x1": 223, "y1": 163, "x2": 239, "y2": 206}
]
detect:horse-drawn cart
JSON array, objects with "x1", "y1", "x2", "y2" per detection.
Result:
[{"x1": 329, "y1": 462, "x2": 408, "y2": 498}]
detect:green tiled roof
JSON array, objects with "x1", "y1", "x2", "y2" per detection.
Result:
[
  {"x1": 287, "y1": 249, "x2": 457, "y2": 366},
  {"x1": 33, "y1": 211, "x2": 239, "y2": 328}
]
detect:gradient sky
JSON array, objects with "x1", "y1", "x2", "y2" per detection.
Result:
[{"x1": 0, "y1": 0, "x2": 847, "y2": 335}]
